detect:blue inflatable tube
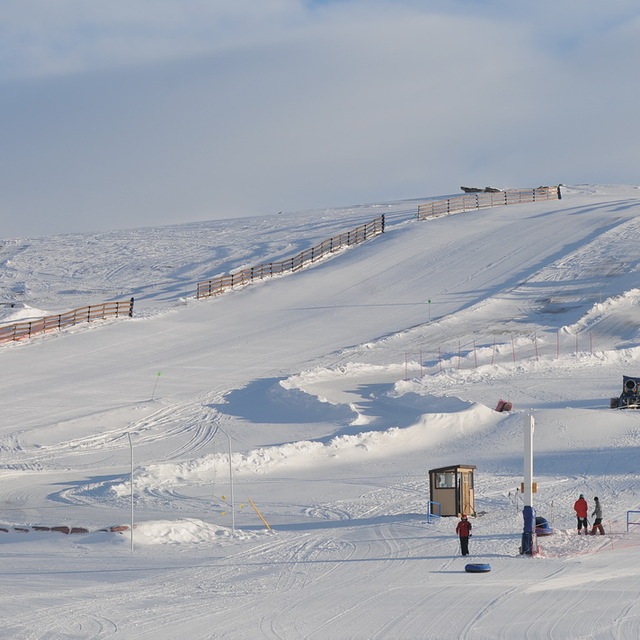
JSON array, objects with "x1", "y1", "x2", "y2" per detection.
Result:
[
  {"x1": 465, "y1": 563, "x2": 491, "y2": 573},
  {"x1": 536, "y1": 525, "x2": 553, "y2": 536}
]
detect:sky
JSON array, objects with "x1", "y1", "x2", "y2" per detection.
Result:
[{"x1": 1, "y1": 1, "x2": 639, "y2": 238}]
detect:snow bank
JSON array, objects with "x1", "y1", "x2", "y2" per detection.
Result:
[
  {"x1": 131, "y1": 519, "x2": 263, "y2": 545},
  {"x1": 112, "y1": 398, "x2": 500, "y2": 495},
  {"x1": 0, "y1": 303, "x2": 50, "y2": 325}
]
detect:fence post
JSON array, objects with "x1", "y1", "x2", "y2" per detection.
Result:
[{"x1": 129, "y1": 297, "x2": 135, "y2": 317}]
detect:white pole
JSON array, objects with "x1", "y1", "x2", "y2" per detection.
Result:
[
  {"x1": 524, "y1": 414, "x2": 534, "y2": 507},
  {"x1": 218, "y1": 427, "x2": 235, "y2": 532},
  {"x1": 521, "y1": 413, "x2": 537, "y2": 555},
  {"x1": 127, "y1": 432, "x2": 134, "y2": 552}
]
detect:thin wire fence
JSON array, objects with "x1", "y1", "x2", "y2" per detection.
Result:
[{"x1": 393, "y1": 330, "x2": 603, "y2": 380}]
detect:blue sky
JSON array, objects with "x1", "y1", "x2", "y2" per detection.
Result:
[{"x1": 1, "y1": 1, "x2": 639, "y2": 238}]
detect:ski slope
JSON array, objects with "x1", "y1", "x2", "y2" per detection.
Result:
[{"x1": 1, "y1": 185, "x2": 640, "y2": 639}]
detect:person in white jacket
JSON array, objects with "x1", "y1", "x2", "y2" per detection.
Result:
[{"x1": 590, "y1": 497, "x2": 605, "y2": 535}]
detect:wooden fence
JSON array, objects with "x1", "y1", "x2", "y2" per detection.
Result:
[
  {"x1": 196, "y1": 214, "x2": 385, "y2": 299},
  {"x1": 416, "y1": 186, "x2": 561, "y2": 220},
  {"x1": 0, "y1": 298, "x2": 134, "y2": 344}
]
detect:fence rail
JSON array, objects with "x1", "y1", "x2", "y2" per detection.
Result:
[
  {"x1": 196, "y1": 214, "x2": 385, "y2": 299},
  {"x1": 0, "y1": 298, "x2": 134, "y2": 344},
  {"x1": 427, "y1": 501, "x2": 442, "y2": 524},
  {"x1": 416, "y1": 186, "x2": 561, "y2": 220},
  {"x1": 1, "y1": 185, "x2": 559, "y2": 345},
  {"x1": 627, "y1": 511, "x2": 640, "y2": 532}
]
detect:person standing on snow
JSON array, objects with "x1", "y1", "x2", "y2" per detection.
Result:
[
  {"x1": 590, "y1": 496, "x2": 605, "y2": 535},
  {"x1": 574, "y1": 494, "x2": 589, "y2": 534},
  {"x1": 456, "y1": 514, "x2": 472, "y2": 555}
]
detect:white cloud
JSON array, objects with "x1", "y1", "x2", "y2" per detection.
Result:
[{"x1": 0, "y1": 0, "x2": 306, "y2": 80}]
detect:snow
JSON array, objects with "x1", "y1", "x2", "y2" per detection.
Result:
[{"x1": 2, "y1": 184, "x2": 640, "y2": 638}]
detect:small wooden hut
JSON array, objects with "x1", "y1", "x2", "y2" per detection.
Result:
[{"x1": 428, "y1": 464, "x2": 476, "y2": 517}]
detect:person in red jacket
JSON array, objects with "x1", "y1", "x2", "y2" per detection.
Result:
[
  {"x1": 456, "y1": 514, "x2": 472, "y2": 555},
  {"x1": 573, "y1": 494, "x2": 589, "y2": 534}
]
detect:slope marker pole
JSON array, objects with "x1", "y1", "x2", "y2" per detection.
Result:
[{"x1": 127, "y1": 432, "x2": 134, "y2": 552}]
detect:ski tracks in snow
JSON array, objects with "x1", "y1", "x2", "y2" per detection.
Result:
[{"x1": 2, "y1": 400, "x2": 219, "y2": 469}]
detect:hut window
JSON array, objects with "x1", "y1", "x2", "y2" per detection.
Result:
[{"x1": 435, "y1": 472, "x2": 455, "y2": 488}]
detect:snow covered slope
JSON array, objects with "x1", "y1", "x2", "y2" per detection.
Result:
[{"x1": 1, "y1": 185, "x2": 640, "y2": 639}]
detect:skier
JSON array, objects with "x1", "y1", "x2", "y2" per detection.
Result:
[
  {"x1": 456, "y1": 514, "x2": 472, "y2": 556},
  {"x1": 590, "y1": 496, "x2": 605, "y2": 535},
  {"x1": 573, "y1": 494, "x2": 589, "y2": 534}
]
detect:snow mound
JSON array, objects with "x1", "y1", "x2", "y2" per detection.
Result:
[
  {"x1": 132, "y1": 519, "x2": 263, "y2": 545},
  {"x1": 111, "y1": 398, "x2": 499, "y2": 496},
  {"x1": 0, "y1": 303, "x2": 50, "y2": 325}
]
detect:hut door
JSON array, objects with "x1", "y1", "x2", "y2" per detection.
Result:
[{"x1": 459, "y1": 472, "x2": 472, "y2": 516}]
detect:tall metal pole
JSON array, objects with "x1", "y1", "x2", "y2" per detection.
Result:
[
  {"x1": 127, "y1": 432, "x2": 134, "y2": 552},
  {"x1": 217, "y1": 427, "x2": 235, "y2": 532},
  {"x1": 524, "y1": 414, "x2": 534, "y2": 508},
  {"x1": 521, "y1": 414, "x2": 536, "y2": 555}
]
